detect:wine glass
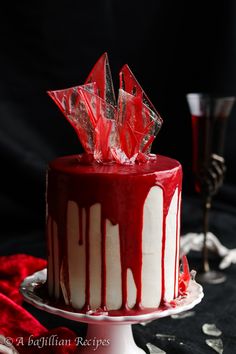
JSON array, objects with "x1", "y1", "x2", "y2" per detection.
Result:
[{"x1": 186, "y1": 93, "x2": 235, "y2": 284}]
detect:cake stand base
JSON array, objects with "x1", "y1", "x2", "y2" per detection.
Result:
[
  {"x1": 20, "y1": 269, "x2": 203, "y2": 354},
  {"x1": 79, "y1": 324, "x2": 144, "y2": 354}
]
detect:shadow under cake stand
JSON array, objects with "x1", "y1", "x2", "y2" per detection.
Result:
[{"x1": 20, "y1": 269, "x2": 203, "y2": 354}]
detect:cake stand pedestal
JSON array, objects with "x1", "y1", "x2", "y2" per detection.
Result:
[
  {"x1": 20, "y1": 269, "x2": 203, "y2": 354},
  {"x1": 79, "y1": 323, "x2": 143, "y2": 354}
]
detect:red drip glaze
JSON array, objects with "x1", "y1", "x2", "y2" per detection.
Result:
[
  {"x1": 173, "y1": 193, "x2": 181, "y2": 298},
  {"x1": 47, "y1": 154, "x2": 182, "y2": 311},
  {"x1": 178, "y1": 256, "x2": 191, "y2": 296},
  {"x1": 160, "y1": 209, "x2": 167, "y2": 303}
]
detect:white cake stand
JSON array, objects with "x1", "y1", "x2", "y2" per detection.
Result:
[{"x1": 20, "y1": 269, "x2": 203, "y2": 354}]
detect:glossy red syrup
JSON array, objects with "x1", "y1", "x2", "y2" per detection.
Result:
[{"x1": 47, "y1": 154, "x2": 182, "y2": 312}]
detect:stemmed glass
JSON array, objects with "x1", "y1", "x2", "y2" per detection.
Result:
[{"x1": 186, "y1": 93, "x2": 235, "y2": 284}]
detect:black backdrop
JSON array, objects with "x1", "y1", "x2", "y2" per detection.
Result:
[
  {"x1": 1, "y1": 1, "x2": 236, "y2": 353},
  {"x1": 1, "y1": 0, "x2": 236, "y2": 237}
]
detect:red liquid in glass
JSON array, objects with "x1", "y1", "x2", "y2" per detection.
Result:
[{"x1": 191, "y1": 115, "x2": 210, "y2": 193}]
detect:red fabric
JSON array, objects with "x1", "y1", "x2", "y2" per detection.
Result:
[{"x1": 0, "y1": 255, "x2": 77, "y2": 353}]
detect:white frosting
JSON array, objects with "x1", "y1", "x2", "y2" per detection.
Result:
[
  {"x1": 142, "y1": 186, "x2": 163, "y2": 307},
  {"x1": 67, "y1": 201, "x2": 86, "y2": 308},
  {"x1": 89, "y1": 204, "x2": 102, "y2": 309},
  {"x1": 175, "y1": 192, "x2": 181, "y2": 297},
  {"x1": 164, "y1": 188, "x2": 178, "y2": 302},
  {"x1": 47, "y1": 216, "x2": 60, "y2": 299},
  {"x1": 47, "y1": 216, "x2": 54, "y2": 297},
  {"x1": 48, "y1": 187, "x2": 180, "y2": 310},
  {"x1": 127, "y1": 269, "x2": 137, "y2": 308},
  {"x1": 106, "y1": 220, "x2": 122, "y2": 310}
]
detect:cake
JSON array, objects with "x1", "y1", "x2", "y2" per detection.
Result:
[
  {"x1": 46, "y1": 53, "x2": 184, "y2": 314},
  {"x1": 46, "y1": 155, "x2": 182, "y2": 313}
]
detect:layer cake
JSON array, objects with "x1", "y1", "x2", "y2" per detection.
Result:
[{"x1": 46, "y1": 154, "x2": 182, "y2": 313}]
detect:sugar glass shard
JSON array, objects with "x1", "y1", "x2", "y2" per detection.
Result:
[
  {"x1": 119, "y1": 64, "x2": 163, "y2": 153},
  {"x1": 80, "y1": 88, "x2": 118, "y2": 163},
  {"x1": 147, "y1": 343, "x2": 166, "y2": 354},
  {"x1": 117, "y1": 89, "x2": 160, "y2": 160},
  {"x1": 81, "y1": 87, "x2": 116, "y2": 124},
  {"x1": 206, "y1": 339, "x2": 223, "y2": 354},
  {"x1": 156, "y1": 334, "x2": 176, "y2": 341},
  {"x1": 202, "y1": 324, "x2": 222, "y2": 337},
  {"x1": 48, "y1": 83, "x2": 97, "y2": 114},
  {"x1": 48, "y1": 53, "x2": 163, "y2": 164},
  {"x1": 94, "y1": 116, "x2": 118, "y2": 163},
  {"x1": 85, "y1": 52, "x2": 116, "y2": 107},
  {"x1": 48, "y1": 84, "x2": 98, "y2": 154},
  {"x1": 117, "y1": 90, "x2": 143, "y2": 159},
  {"x1": 120, "y1": 64, "x2": 156, "y2": 112},
  {"x1": 140, "y1": 320, "x2": 154, "y2": 326},
  {"x1": 171, "y1": 310, "x2": 195, "y2": 319}
]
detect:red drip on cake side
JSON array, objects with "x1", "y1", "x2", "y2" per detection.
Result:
[
  {"x1": 174, "y1": 192, "x2": 181, "y2": 298},
  {"x1": 47, "y1": 154, "x2": 182, "y2": 313},
  {"x1": 160, "y1": 180, "x2": 181, "y2": 305}
]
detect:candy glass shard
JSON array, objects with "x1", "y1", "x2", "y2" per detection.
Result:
[
  {"x1": 117, "y1": 86, "x2": 162, "y2": 160},
  {"x1": 94, "y1": 116, "x2": 118, "y2": 163},
  {"x1": 48, "y1": 83, "x2": 98, "y2": 114},
  {"x1": 119, "y1": 64, "x2": 163, "y2": 153},
  {"x1": 85, "y1": 52, "x2": 116, "y2": 107},
  {"x1": 117, "y1": 89, "x2": 159, "y2": 160},
  {"x1": 146, "y1": 343, "x2": 166, "y2": 354},
  {"x1": 80, "y1": 88, "x2": 118, "y2": 163},
  {"x1": 206, "y1": 339, "x2": 223, "y2": 354},
  {"x1": 140, "y1": 104, "x2": 161, "y2": 154},
  {"x1": 81, "y1": 87, "x2": 116, "y2": 124},
  {"x1": 117, "y1": 89, "x2": 141, "y2": 159},
  {"x1": 202, "y1": 324, "x2": 222, "y2": 337},
  {"x1": 140, "y1": 320, "x2": 153, "y2": 326},
  {"x1": 48, "y1": 53, "x2": 163, "y2": 164},
  {"x1": 120, "y1": 64, "x2": 157, "y2": 113},
  {"x1": 66, "y1": 90, "x2": 95, "y2": 154},
  {"x1": 110, "y1": 147, "x2": 138, "y2": 165},
  {"x1": 48, "y1": 83, "x2": 99, "y2": 154},
  {"x1": 171, "y1": 310, "x2": 195, "y2": 319},
  {"x1": 156, "y1": 334, "x2": 176, "y2": 341}
]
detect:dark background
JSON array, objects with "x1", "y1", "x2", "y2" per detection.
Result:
[{"x1": 1, "y1": 1, "x2": 236, "y2": 353}]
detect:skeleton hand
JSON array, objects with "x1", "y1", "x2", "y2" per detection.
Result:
[
  {"x1": 219, "y1": 249, "x2": 236, "y2": 269},
  {"x1": 180, "y1": 232, "x2": 228, "y2": 258}
]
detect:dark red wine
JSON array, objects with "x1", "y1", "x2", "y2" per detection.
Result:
[{"x1": 191, "y1": 115, "x2": 211, "y2": 193}]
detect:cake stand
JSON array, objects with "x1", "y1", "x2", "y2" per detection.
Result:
[{"x1": 20, "y1": 269, "x2": 203, "y2": 354}]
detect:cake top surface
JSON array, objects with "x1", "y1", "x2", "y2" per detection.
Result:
[{"x1": 49, "y1": 154, "x2": 181, "y2": 177}]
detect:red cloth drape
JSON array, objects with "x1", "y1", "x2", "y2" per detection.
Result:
[{"x1": 0, "y1": 254, "x2": 78, "y2": 353}]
